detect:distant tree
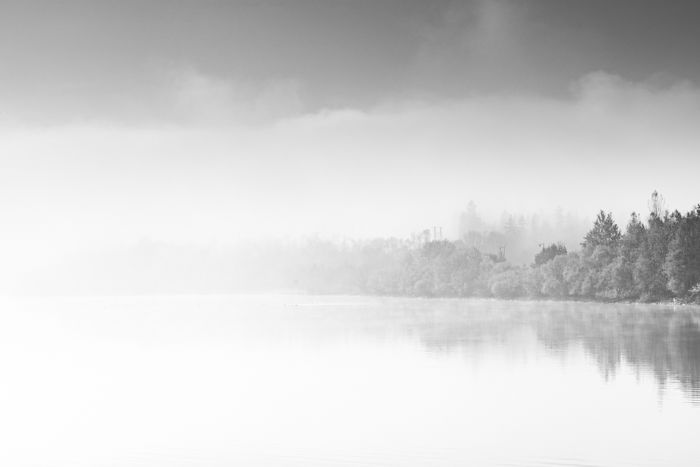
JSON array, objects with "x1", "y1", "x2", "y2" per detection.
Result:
[
  {"x1": 664, "y1": 205, "x2": 700, "y2": 297},
  {"x1": 634, "y1": 194, "x2": 677, "y2": 301},
  {"x1": 612, "y1": 212, "x2": 646, "y2": 298},
  {"x1": 540, "y1": 254, "x2": 569, "y2": 297},
  {"x1": 534, "y1": 243, "x2": 567, "y2": 266},
  {"x1": 288, "y1": 191, "x2": 698, "y2": 303},
  {"x1": 489, "y1": 264, "x2": 525, "y2": 298},
  {"x1": 523, "y1": 266, "x2": 545, "y2": 297},
  {"x1": 462, "y1": 230, "x2": 484, "y2": 249},
  {"x1": 502, "y1": 214, "x2": 520, "y2": 237},
  {"x1": 561, "y1": 253, "x2": 586, "y2": 297},
  {"x1": 448, "y1": 246, "x2": 483, "y2": 296},
  {"x1": 621, "y1": 212, "x2": 645, "y2": 260},
  {"x1": 648, "y1": 190, "x2": 667, "y2": 219},
  {"x1": 582, "y1": 211, "x2": 622, "y2": 251},
  {"x1": 459, "y1": 201, "x2": 485, "y2": 235}
]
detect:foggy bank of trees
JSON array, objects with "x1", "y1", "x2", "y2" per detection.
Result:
[{"x1": 298, "y1": 192, "x2": 700, "y2": 303}]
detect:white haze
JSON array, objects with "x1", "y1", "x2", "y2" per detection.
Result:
[{"x1": 1, "y1": 71, "x2": 699, "y2": 293}]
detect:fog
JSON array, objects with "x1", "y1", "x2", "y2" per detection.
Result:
[
  {"x1": 3, "y1": 3, "x2": 700, "y2": 466},
  {"x1": 1, "y1": 71, "x2": 700, "y2": 294},
  {"x1": 2, "y1": 1, "x2": 700, "y2": 295}
]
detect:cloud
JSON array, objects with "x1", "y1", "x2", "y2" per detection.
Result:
[
  {"x1": 1, "y1": 70, "x2": 700, "y2": 284},
  {"x1": 164, "y1": 68, "x2": 305, "y2": 126},
  {"x1": 572, "y1": 71, "x2": 700, "y2": 128},
  {"x1": 406, "y1": 0, "x2": 540, "y2": 94}
]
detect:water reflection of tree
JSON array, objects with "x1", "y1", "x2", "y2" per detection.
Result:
[
  {"x1": 400, "y1": 300, "x2": 700, "y2": 398},
  {"x1": 532, "y1": 306, "x2": 700, "y2": 396}
]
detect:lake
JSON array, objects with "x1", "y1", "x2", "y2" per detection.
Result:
[{"x1": 1, "y1": 295, "x2": 699, "y2": 466}]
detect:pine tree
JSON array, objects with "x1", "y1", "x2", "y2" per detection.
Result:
[
  {"x1": 582, "y1": 211, "x2": 621, "y2": 251},
  {"x1": 612, "y1": 212, "x2": 646, "y2": 298},
  {"x1": 664, "y1": 205, "x2": 700, "y2": 297},
  {"x1": 634, "y1": 196, "x2": 676, "y2": 300}
]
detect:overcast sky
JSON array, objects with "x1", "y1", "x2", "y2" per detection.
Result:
[{"x1": 1, "y1": 0, "x2": 700, "y2": 269}]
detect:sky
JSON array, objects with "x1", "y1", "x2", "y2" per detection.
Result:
[{"x1": 1, "y1": 0, "x2": 700, "y2": 274}]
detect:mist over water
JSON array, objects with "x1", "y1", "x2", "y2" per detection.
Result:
[{"x1": 1, "y1": 295, "x2": 698, "y2": 467}]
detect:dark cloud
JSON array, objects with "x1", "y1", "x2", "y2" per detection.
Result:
[{"x1": 1, "y1": 0, "x2": 700, "y2": 121}]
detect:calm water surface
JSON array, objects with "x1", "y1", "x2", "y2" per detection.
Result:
[{"x1": 1, "y1": 295, "x2": 699, "y2": 466}]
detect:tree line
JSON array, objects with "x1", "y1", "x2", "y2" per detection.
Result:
[{"x1": 297, "y1": 192, "x2": 700, "y2": 303}]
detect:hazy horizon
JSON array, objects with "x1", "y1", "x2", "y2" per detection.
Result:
[{"x1": 2, "y1": 0, "x2": 700, "y2": 292}]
